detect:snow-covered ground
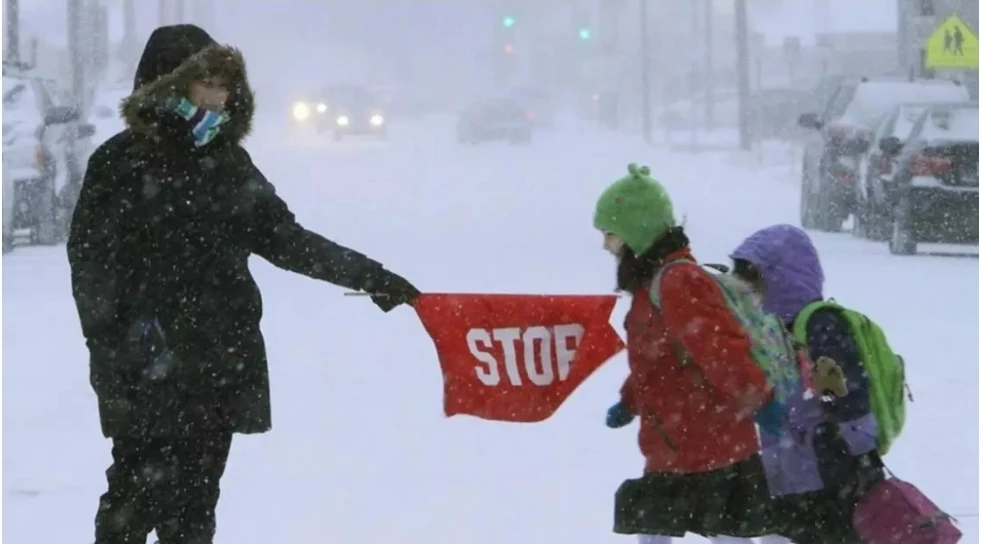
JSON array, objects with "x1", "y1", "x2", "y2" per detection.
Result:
[{"x1": 3, "y1": 112, "x2": 978, "y2": 543}]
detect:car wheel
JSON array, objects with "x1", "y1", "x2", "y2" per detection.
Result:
[
  {"x1": 29, "y1": 183, "x2": 60, "y2": 246},
  {"x1": 888, "y1": 198, "x2": 917, "y2": 255},
  {"x1": 815, "y1": 177, "x2": 845, "y2": 233},
  {"x1": 799, "y1": 162, "x2": 817, "y2": 229},
  {"x1": 865, "y1": 205, "x2": 890, "y2": 242},
  {"x1": 851, "y1": 204, "x2": 868, "y2": 239}
]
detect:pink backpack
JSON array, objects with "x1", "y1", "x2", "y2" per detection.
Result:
[{"x1": 853, "y1": 477, "x2": 962, "y2": 544}]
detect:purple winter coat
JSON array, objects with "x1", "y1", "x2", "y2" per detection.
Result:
[{"x1": 732, "y1": 224, "x2": 878, "y2": 496}]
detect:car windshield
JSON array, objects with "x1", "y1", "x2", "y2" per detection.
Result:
[
  {"x1": 485, "y1": 100, "x2": 523, "y2": 116},
  {"x1": 512, "y1": 88, "x2": 550, "y2": 102},
  {"x1": 325, "y1": 87, "x2": 376, "y2": 109},
  {"x1": 914, "y1": 105, "x2": 979, "y2": 143},
  {"x1": 842, "y1": 81, "x2": 970, "y2": 127}
]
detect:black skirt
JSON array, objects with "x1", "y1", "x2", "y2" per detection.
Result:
[
  {"x1": 770, "y1": 451, "x2": 885, "y2": 544},
  {"x1": 613, "y1": 454, "x2": 779, "y2": 538}
]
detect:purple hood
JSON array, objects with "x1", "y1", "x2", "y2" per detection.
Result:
[{"x1": 731, "y1": 224, "x2": 824, "y2": 323}]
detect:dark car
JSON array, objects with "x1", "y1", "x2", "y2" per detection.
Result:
[
  {"x1": 853, "y1": 102, "x2": 968, "y2": 240},
  {"x1": 872, "y1": 103, "x2": 978, "y2": 255},
  {"x1": 797, "y1": 78, "x2": 970, "y2": 232},
  {"x1": 313, "y1": 85, "x2": 387, "y2": 141},
  {"x1": 509, "y1": 86, "x2": 556, "y2": 128},
  {"x1": 457, "y1": 98, "x2": 533, "y2": 145}
]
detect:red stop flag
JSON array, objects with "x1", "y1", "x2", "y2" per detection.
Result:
[{"x1": 413, "y1": 293, "x2": 625, "y2": 423}]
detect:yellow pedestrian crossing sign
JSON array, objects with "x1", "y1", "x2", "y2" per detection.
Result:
[{"x1": 925, "y1": 15, "x2": 978, "y2": 70}]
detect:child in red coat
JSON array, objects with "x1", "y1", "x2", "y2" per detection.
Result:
[{"x1": 595, "y1": 164, "x2": 779, "y2": 543}]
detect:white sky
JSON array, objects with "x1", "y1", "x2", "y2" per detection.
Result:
[{"x1": 14, "y1": 0, "x2": 898, "y2": 48}]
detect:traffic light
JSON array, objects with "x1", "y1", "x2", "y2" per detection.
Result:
[
  {"x1": 578, "y1": 27, "x2": 592, "y2": 40},
  {"x1": 503, "y1": 43, "x2": 515, "y2": 55},
  {"x1": 503, "y1": 15, "x2": 516, "y2": 28}
]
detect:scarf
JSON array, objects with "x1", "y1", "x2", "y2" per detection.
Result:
[{"x1": 169, "y1": 96, "x2": 230, "y2": 147}]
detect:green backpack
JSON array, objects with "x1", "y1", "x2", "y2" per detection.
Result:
[
  {"x1": 650, "y1": 261, "x2": 805, "y2": 425},
  {"x1": 792, "y1": 300, "x2": 911, "y2": 456}
]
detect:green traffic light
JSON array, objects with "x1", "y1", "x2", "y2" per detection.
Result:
[
  {"x1": 503, "y1": 15, "x2": 516, "y2": 28},
  {"x1": 579, "y1": 27, "x2": 591, "y2": 40}
]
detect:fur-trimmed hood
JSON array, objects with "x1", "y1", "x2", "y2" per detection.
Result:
[{"x1": 121, "y1": 24, "x2": 253, "y2": 145}]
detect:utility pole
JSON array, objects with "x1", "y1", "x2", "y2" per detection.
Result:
[
  {"x1": 917, "y1": 0, "x2": 935, "y2": 78},
  {"x1": 639, "y1": 0, "x2": 652, "y2": 144},
  {"x1": 734, "y1": 0, "x2": 751, "y2": 151},
  {"x1": 122, "y1": 0, "x2": 136, "y2": 46},
  {"x1": 158, "y1": 0, "x2": 170, "y2": 26},
  {"x1": 193, "y1": 0, "x2": 210, "y2": 27},
  {"x1": 68, "y1": 0, "x2": 85, "y2": 110},
  {"x1": 703, "y1": 0, "x2": 714, "y2": 131},
  {"x1": 689, "y1": 1, "x2": 699, "y2": 147},
  {"x1": 121, "y1": 0, "x2": 137, "y2": 73},
  {"x1": 5, "y1": 0, "x2": 20, "y2": 63}
]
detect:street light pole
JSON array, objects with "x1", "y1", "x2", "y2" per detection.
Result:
[
  {"x1": 639, "y1": 0, "x2": 652, "y2": 144},
  {"x1": 158, "y1": 0, "x2": 169, "y2": 26},
  {"x1": 703, "y1": 0, "x2": 714, "y2": 131},
  {"x1": 5, "y1": 0, "x2": 20, "y2": 63},
  {"x1": 68, "y1": 0, "x2": 85, "y2": 109},
  {"x1": 735, "y1": 0, "x2": 752, "y2": 151}
]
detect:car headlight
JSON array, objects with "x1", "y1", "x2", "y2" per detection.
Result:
[
  {"x1": 316, "y1": 103, "x2": 327, "y2": 114},
  {"x1": 370, "y1": 114, "x2": 384, "y2": 126},
  {"x1": 336, "y1": 115, "x2": 350, "y2": 126},
  {"x1": 292, "y1": 102, "x2": 311, "y2": 121}
]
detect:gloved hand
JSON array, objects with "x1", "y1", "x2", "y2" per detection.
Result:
[
  {"x1": 754, "y1": 399, "x2": 786, "y2": 436},
  {"x1": 606, "y1": 401, "x2": 636, "y2": 429},
  {"x1": 813, "y1": 356, "x2": 848, "y2": 397},
  {"x1": 365, "y1": 270, "x2": 421, "y2": 313}
]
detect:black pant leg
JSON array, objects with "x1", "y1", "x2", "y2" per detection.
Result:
[
  {"x1": 153, "y1": 432, "x2": 233, "y2": 544},
  {"x1": 94, "y1": 437, "x2": 164, "y2": 544}
]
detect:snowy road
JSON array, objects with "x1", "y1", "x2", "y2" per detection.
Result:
[{"x1": 3, "y1": 115, "x2": 978, "y2": 543}]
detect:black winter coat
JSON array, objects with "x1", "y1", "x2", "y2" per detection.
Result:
[{"x1": 68, "y1": 25, "x2": 392, "y2": 438}]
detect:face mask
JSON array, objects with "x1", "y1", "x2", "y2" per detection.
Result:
[{"x1": 170, "y1": 96, "x2": 230, "y2": 147}]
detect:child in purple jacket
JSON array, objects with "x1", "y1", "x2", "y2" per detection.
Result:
[{"x1": 730, "y1": 224, "x2": 885, "y2": 544}]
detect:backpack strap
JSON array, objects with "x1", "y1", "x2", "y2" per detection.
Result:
[
  {"x1": 791, "y1": 300, "x2": 843, "y2": 344},
  {"x1": 648, "y1": 259, "x2": 694, "y2": 310},
  {"x1": 649, "y1": 260, "x2": 726, "y2": 310},
  {"x1": 648, "y1": 259, "x2": 698, "y2": 366}
]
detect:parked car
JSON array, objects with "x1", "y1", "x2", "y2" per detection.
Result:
[
  {"x1": 873, "y1": 103, "x2": 978, "y2": 255},
  {"x1": 2, "y1": 72, "x2": 95, "y2": 246},
  {"x1": 456, "y1": 98, "x2": 533, "y2": 145},
  {"x1": 797, "y1": 77, "x2": 971, "y2": 232},
  {"x1": 509, "y1": 86, "x2": 556, "y2": 128},
  {"x1": 853, "y1": 102, "x2": 967, "y2": 240}
]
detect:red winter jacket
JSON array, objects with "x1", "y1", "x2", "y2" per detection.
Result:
[{"x1": 620, "y1": 248, "x2": 771, "y2": 474}]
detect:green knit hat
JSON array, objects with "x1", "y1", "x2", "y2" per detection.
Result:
[{"x1": 593, "y1": 163, "x2": 676, "y2": 255}]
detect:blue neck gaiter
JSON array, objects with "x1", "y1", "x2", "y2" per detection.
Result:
[{"x1": 169, "y1": 96, "x2": 230, "y2": 147}]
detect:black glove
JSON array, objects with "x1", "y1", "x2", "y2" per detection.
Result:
[{"x1": 365, "y1": 269, "x2": 421, "y2": 313}]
